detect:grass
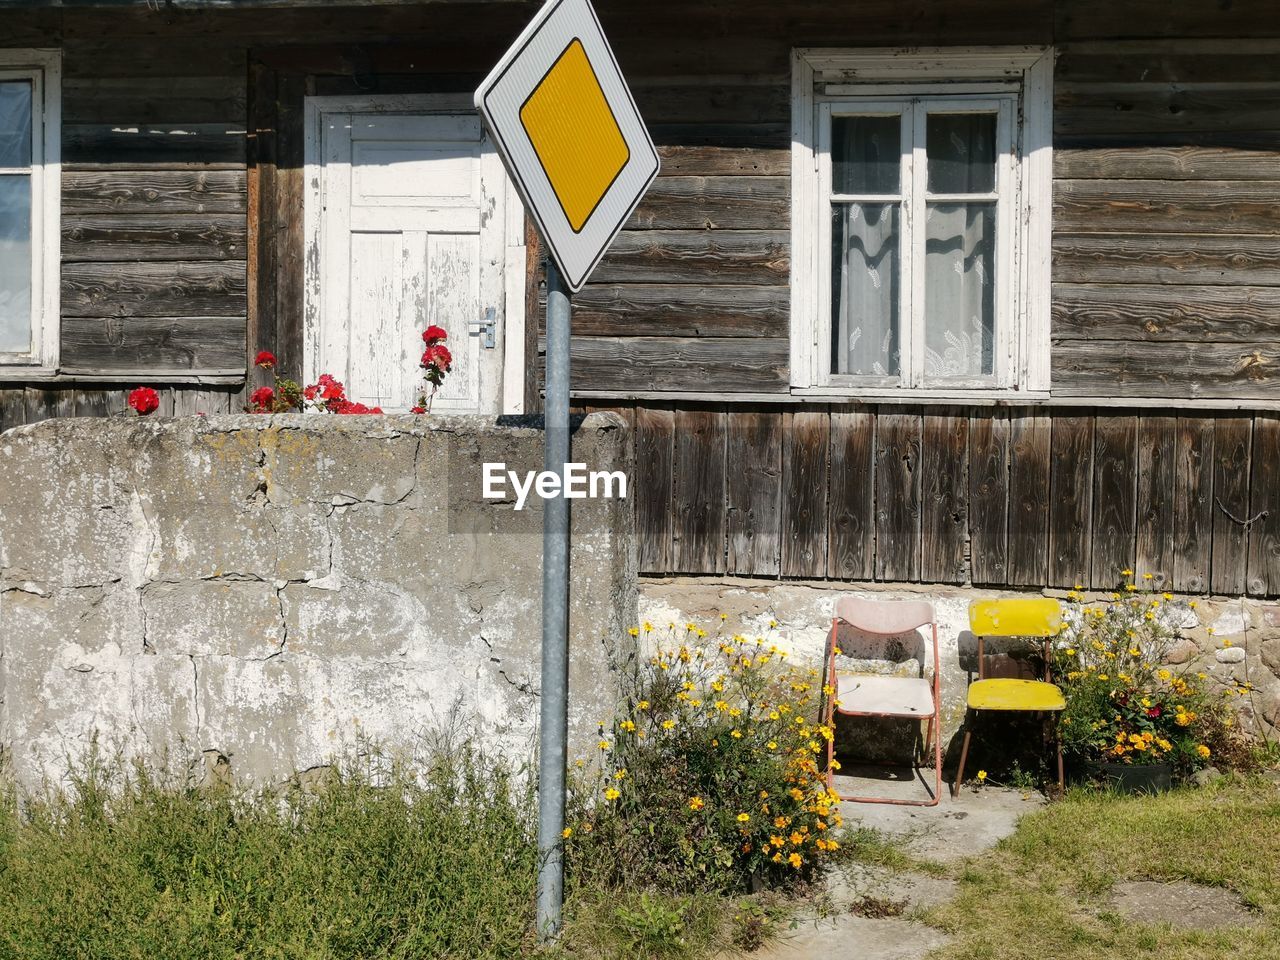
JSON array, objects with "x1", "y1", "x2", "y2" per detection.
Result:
[
  {"x1": 922, "y1": 777, "x2": 1280, "y2": 960},
  {"x1": 0, "y1": 742, "x2": 774, "y2": 960}
]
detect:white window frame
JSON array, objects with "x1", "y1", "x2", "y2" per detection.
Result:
[
  {"x1": 791, "y1": 46, "x2": 1053, "y2": 398},
  {"x1": 0, "y1": 49, "x2": 59, "y2": 373}
]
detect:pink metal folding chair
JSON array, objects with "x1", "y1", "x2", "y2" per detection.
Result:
[{"x1": 824, "y1": 596, "x2": 943, "y2": 806}]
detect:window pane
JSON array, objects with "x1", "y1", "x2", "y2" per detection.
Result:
[
  {"x1": 0, "y1": 175, "x2": 32, "y2": 354},
  {"x1": 0, "y1": 82, "x2": 32, "y2": 169},
  {"x1": 927, "y1": 113, "x2": 995, "y2": 194},
  {"x1": 924, "y1": 202, "x2": 995, "y2": 380},
  {"x1": 832, "y1": 116, "x2": 900, "y2": 195},
  {"x1": 831, "y1": 203, "x2": 899, "y2": 377}
]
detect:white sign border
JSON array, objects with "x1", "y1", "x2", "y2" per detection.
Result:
[{"x1": 474, "y1": 0, "x2": 660, "y2": 293}]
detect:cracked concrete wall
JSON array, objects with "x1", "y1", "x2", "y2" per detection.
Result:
[{"x1": 0, "y1": 413, "x2": 636, "y2": 792}]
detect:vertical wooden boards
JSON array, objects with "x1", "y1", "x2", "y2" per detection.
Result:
[
  {"x1": 1247, "y1": 415, "x2": 1280, "y2": 596},
  {"x1": 1210, "y1": 416, "x2": 1253, "y2": 596},
  {"x1": 0, "y1": 390, "x2": 24, "y2": 433},
  {"x1": 671, "y1": 407, "x2": 726, "y2": 574},
  {"x1": 781, "y1": 409, "x2": 828, "y2": 578},
  {"x1": 828, "y1": 407, "x2": 875, "y2": 581},
  {"x1": 874, "y1": 412, "x2": 921, "y2": 582},
  {"x1": 1048, "y1": 415, "x2": 1094, "y2": 588},
  {"x1": 247, "y1": 59, "x2": 278, "y2": 394},
  {"x1": 921, "y1": 410, "x2": 969, "y2": 584},
  {"x1": 1135, "y1": 416, "x2": 1176, "y2": 585},
  {"x1": 274, "y1": 73, "x2": 308, "y2": 380},
  {"x1": 1007, "y1": 411, "x2": 1050, "y2": 586},
  {"x1": 969, "y1": 410, "x2": 1009, "y2": 585},
  {"x1": 726, "y1": 410, "x2": 782, "y2": 576},
  {"x1": 74, "y1": 389, "x2": 111, "y2": 418},
  {"x1": 634, "y1": 405, "x2": 675, "y2": 574},
  {"x1": 1090, "y1": 416, "x2": 1138, "y2": 588},
  {"x1": 1173, "y1": 417, "x2": 1214, "y2": 594},
  {"x1": 23, "y1": 388, "x2": 60, "y2": 425}
]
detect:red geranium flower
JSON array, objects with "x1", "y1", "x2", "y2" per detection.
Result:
[
  {"x1": 410, "y1": 406, "x2": 426, "y2": 415},
  {"x1": 422, "y1": 344, "x2": 452, "y2": 372},
  {"x1": 254, "y1": 350, "x2": 277, "y2": 370},
  {"x1": 249, "y1": 386, "x2": 276, "y2": 413},
  {"x1": 127, "y1": 387, "x2": 160, "y2": 416},
  {"x1": 423, "y1": 325, "x2": 448, "y2": 344}
]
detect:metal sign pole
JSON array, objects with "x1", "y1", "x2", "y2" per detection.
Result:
[{"x1": 536, "y1": 258, "x2": 572, "y2": 939}]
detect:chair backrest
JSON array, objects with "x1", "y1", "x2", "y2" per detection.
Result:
[
  {"x1": 969, "y1": 598, "x2": 1063, "y2": 637},
  {"x1": 835, "y1": 596, "x2": 935, "y2": 635},
  {"x1": 968, "y1": 597, "x2": 1063, "y2": 683}
]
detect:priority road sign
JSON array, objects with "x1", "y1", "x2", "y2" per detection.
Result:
[{"x1": 474, "y1": 0, "x2": 660, "y2": 293}]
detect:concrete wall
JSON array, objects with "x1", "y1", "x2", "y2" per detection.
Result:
[
  {"x1": 640, "y1": 578, "x2": 1280, "y2": 759},
  {"x1": 0, "y1": 414, "x2": 635, "y2": 792}
]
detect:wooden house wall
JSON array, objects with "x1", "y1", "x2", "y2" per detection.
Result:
[{"x1": 0, "y1": 2, "x2": 1279, "y2": 596}]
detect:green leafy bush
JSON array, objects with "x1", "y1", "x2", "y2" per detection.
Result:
[{"x1": 566, "y1": 621, "x2": 844, "y2": 893}]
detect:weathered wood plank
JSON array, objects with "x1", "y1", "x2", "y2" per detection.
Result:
[
  {"x1": 920, "y1": 410, "x2": 968, "y2": 584},
  {"x1": 592, "y1": 231, "x2": 789, "y2": 286},
  {"x1": 1173, "y1": 417, "x2": 1214, "y2": 594},
  {"x1": 62, "y1": 169, "x2": 246, "y2": 214},
  {"x1": 62, "y1": 38, "x2": 245, "y2": 79},
  {"x1": 62, "y1": 76, "x2": 247, "y2": 124},
  {"x1": 274, "y1": 72, "x2": 307, "y2": 380},
  {"x1": 657, "y1": 145, "x2": 789, "y2": 177},
  {"x1": 671, "y1": 407, "x2": 726, "y2": 575},
  {"x1": 781, "y1": 409, "x2": 828, "y2": 579},
  {"x1": 1053, "y1": 235, "x2": 1280, "y2": 287},
  {"x1": 64, "y1": 123, "x2": 248, "y2": 165},
  {"x1": 62, "y1": 262, "x2": 247, "y2": 318},
  {"x1": 828, "y1": 407, "x2": 875, "y2": 582},
  {"x1": 632, "y1": 82, "x2": 789, "y2": 125},
  {"x1": 1210, "y1": 416, "x2": 1253, "y2": 596},
  {"x1": 874, "y1": 412, "x2": 921, "y2": 583},
  {"x1": 1054, "y1": 180, "x2": 1280, "y2": 235},
  {"x1": 1090, "y1": 416, "x2": 1138, "y2": 589},
  {"x1": 0, "y1": 390, "x2": 26, "y2": 433},
  {"x1": 1056, "y1": 84, "x2": 1280, "y2": 137},
  {"x1": 725, "y1": 410, "x2": 782, "y2": 576},
  {"x1": 60, "y1": 316, "x2": 247, "y2": 374},
  {"x1": 969, "y1": 410, "x2": 1009, "y2": 585},
  {"x1": 74, "y1": 389, "x2": 113, "y2": 419},
  {"x1": 564, "y1": 284, "x2": 788, "y2": 339},
  {"x1": 1007, "y1": 411, "x2": 1050, "y2": 587},
  {"x1": 1048, "y1": 415, "x2": 1094, "y2": 589},
  {"x1": 247, "y1": 59, "x2": 278, "y2": 399},
  {"x1": 1054, "y1": 146, "x2": 1280, "y2": 180},
  {"x1": 62, "y1": 214, "x2": 247, "y2": 262},
  {"x1": 1056, "y1": 40, "x2": 1280, "y2": 84},
  {"x1": 22, "y1": 387, "x2": 60, "y2": 426},
  {"x1": 1135, "y1": 416, "x2": 1177, "y2": 586},
  {"x1": 1246, "y1": 415, "x2": 1280, "y2": 596},
  {"x1": 1052, "y1": 341, "x2": 1280, "y2": 400},
  {"x1": 1052, "y1": 284, "x2": 1280, "y2": 342},
  {"x1": 565, "y1": 337, "x2": 789, "y2": 394},
  {"x1": 629, "y1": 177, "x2": 788, "y2": 231},
  {"x1": 1057, "y1": 4, "x2": 1280, "y2": 42}
]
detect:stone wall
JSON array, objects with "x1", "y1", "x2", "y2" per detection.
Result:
[
  {"x1": 640, "y1": 578, "x2": 1280, "y2": 756},
  {"x1": 0, "y1": 414, "x2": 635, "y2": 792}
]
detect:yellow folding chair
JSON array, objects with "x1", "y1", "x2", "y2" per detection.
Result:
[
  {"x1": 953, "y1": 597, "x2": 1066, "y2": 796},
  {"x1": 824, "y1": 597, "x2": 943, "y2": 807}
]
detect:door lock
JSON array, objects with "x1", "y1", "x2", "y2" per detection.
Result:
[{"x1": 469, "y1": 307, "x2": 497, "y2": 349}]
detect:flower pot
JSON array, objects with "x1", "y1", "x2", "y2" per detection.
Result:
[{"x1": 1079, "y1": 759, "x2": 1173, "y2": 794}]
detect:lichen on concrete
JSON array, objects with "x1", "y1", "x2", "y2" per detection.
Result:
[{"x1": 0, "y1": 413, "x2": 636, "y2": 790}]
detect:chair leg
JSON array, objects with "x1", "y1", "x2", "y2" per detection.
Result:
[{"x1": 953, "y1": 710, "x2": 973, "y2": 798}]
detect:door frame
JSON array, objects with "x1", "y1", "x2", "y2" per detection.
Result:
[{"x1": 302, "y1": 93, "x2": 528, "y2": 414}]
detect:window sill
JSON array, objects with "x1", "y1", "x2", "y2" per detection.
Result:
[
  {"x1": 0, "y1": 368, "x2": 245, "y2": 385},
  {"x1": 791, "y1": 386, "x2": 1049, "y2": 404}
]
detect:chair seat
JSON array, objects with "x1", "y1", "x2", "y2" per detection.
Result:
[
  {"x1": 835, "y1": 673, "x2": 936, "y2": 718},
  {"x1": 967, "y1": 678, "x2": 1065, "y2": 712}
]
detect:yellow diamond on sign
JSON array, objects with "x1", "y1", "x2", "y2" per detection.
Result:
[{"x1": 519, "y1": 38, "x2": 630, "y2": 233}]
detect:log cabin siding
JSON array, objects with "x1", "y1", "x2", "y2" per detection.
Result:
[{"x1": 0, "y1": 2, "x2": 1278, "y2": 597}]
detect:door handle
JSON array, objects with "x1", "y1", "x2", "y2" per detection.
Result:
[{"x1": 469, "y1": 307, "x2": 497, "y2": 349}]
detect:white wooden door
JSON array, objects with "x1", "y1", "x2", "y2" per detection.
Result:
[{"x1": 307, "y1": 102, "x2": 508, "y2": 413}]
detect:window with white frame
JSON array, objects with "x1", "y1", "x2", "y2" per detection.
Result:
[
  {"x1": 791, "y1": 48, "x2": 1053, "y2": 395},
  {"x1": 0, "y1": 50, "x2": 59, "y2": 371}
]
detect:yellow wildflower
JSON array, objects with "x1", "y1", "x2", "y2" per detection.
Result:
[
  {"x1": 689, "y1": 796, "x2": 705, "y2": 811},
  {"x1": 604, "y1": 787, "x2": 620, "y2": 802}
]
